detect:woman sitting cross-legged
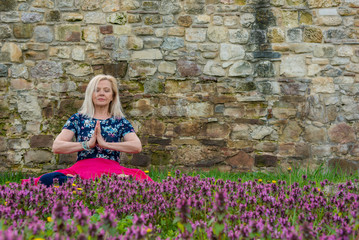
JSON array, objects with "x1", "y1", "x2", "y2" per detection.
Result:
[{"x1": 22, "y1": 74, "x2": 152, "y2": 187}]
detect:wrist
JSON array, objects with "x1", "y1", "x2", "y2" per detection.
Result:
[{"x1": 81, "y1": 141, "x2": 90, "y2": 151}]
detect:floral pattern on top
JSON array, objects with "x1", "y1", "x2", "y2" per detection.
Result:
[{"x1": 63, "y1": 113, "x2": 135, "y2": 163}]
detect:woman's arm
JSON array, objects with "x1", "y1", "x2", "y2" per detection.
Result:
[{"x1": 52, "y1": 129, "x2": 97, "y2": 154}]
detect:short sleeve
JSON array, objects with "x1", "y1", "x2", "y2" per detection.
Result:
[
  {"x1": 119, "y1": 118, "x2": 135, "y2": 139},
  {"x1": 63, "y1": 113, "x2": 79, "y2": 134}
]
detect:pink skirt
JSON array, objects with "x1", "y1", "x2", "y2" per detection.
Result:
[{"x1": 21, "y1": 158, "x2": 153, "y2": 185}]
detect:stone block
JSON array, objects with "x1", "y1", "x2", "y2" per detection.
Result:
[
  {"x1": 141, "y1": 119, "x2": 166, "y2": 137},
  {"x1": 303, "y1": 27, "x2": 323, "y2": 43},
  {"x1": 82, "y1": 26, "x2": 98, "y2": 43},
  {"x1": 199, "y1": 123, "x2": 230, "y2": 139},
  {"x1": 255, "y1": 61, "x2": 275, "y2": 77},
  {"x1": 0, "y1": 0, "x2": 16, "y2": 11},
  {"x1": 107, "y1": 12, "x2": 127, "y2": 25},
  {"x1": 158, "y1": 61, "x2": 176, "y2": 74},
  {"x1": 204, "y1": 61, "x2": 226, "y2": 76},
  {"x1": 0, "y1": 137, "x2": 8, "y2": 152},
  {"x1": 128, "y1": 60, "x2": 157, "y2": 77},
  {"x1": 307, "y1": 0, "x2": 340, "y2": 8},
  {"x1": 280, "y1": 55, "x2": 306, "y2": 77},
  {"x1": 102, "y1": 0, "x2": 120, "y2": 12},
  {"x1": 65, "y1": 63, "x2": 92, "y2": 77},
  {"x1": 131, "y1": 153, "x2": 151, "y2": 167},
  {"x1": 58, "y1": 153, "x2": 77, "y2": 165},
  {"x1": 11, "y1": 78, "x2": 32, "y2": 90},
  {"x1": 0, "y1": 25, "x2": 12, "y2": 39},
  {"x1": 177, "y1": 58, "x2": 201, "y2": 77},
  {"x1": 328, "y1": 158, "x2": 359, "y2": 174},
  {"x1": 185, "y1": 28, "x2": 207, "y2": 42},
  {"x1": 131, "y1": 49, "x2": 162, "y2": 60},
  {"x1": 299, "y1": 11, "x2": 313, "y2": 25},
  {"x1": 151, "y1": 151, "x2": 171, "y2": 165},
  {"x1": 8, "y1": 138, "x2": 30, "y2": 150},
  {"x1": 318, "y1": 16, "x2": 342, "y2": 26},
  {"x1": 177, "y1": 15, "x2": 192, "y2": 27},
  {"x1": 1, "y1": 43, "x2": 23, "y2": 63},
  {"x1": 207, "y1": 26, "x2": 228, "y2": 43},
  {"x1": 286, "y1": 28, "x2": 302, "y2": 42},
  {"x1": 100, "y1": 25, "x2": 113, "y2": 34},
  {"x1": 133, "y1": 27, "x2": 154, "y2": 36},
  {"x1": 30, "y1": 135, "x2": 53, "y2": 148},
  {"x1": 230, "y1": 124, "x2": 250, "y2": 140},
  {"x1": 55, "y1": 25, "x2": 81, "y2": 42},
  {"x1": 255, "y1": 155, "x2": 277, "y2": 167},
  {"x1": 312, "y1": 77, "x2": 335, "y2": 93},
  {"x1": 162, "y1": 37, "x2": 185, "y2": 50},
  {"x1": 255, "y1": 142, "x2": 278, "y2": 152},
  {"x1": 0, "y1": 64, "x2": 8, "y2": 77},
  {"x1": 228, "y1": 61, "x2": 252, "y2": 77},
  {"x1": 225, "y1": 151, "x2": 254, "y2": 170},
  {"x1": 130, "y1": 99, "x2": 152, "y2": 117},
  {"x1": 81, "y1": 0, "x2": 100, "y2": 10},
  {"x1": 103, "y1": 62, "x2": 128, "y2": 78},
  {"x1": 46, "y1": 10, "x2": 61, "y2": 22},
  {"x1": 324, "y1": 29, "x2": 347, "y2": 42},
  {"x1": 168, "y1": 27, "x2": 185, "y2": 36},
  {"x1": 282, "y1": 10, "x2": 299, "y2": 28},
  {"x1": 21, "y1": 12, "x2": 43, "y2": 23},
  {"x1": 229, "y1": 29, "x2": 249, "y2": 44},
  {"x1": 120, "y1": 0, "x2": 140, "y2": 11},
  {"x1": 329, "y1": 123, "x2": 356, "y2": 144}
]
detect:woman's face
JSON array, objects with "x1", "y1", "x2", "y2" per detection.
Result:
[{"x1": 92, "y1": 79, "x2": 114, "y2": 109}]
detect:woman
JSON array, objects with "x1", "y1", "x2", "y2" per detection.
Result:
[{"x1": 23, "y1": 74, "x2": 152, "y2": 186}]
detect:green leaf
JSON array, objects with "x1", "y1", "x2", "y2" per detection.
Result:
[
  {"x1": 184, "y1": 223, "x2": 193, "y2": 233},
  {"x1": 177, "y1": 222, "x2": 185, "y2": 233},
  {"x1": 213, "y1": 223, "x2": 225, "y2": 236}
]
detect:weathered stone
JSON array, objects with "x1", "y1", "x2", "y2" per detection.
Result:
[
  {"x1": 199, "y1": 123, "x2": 230, "y2": 139},
  {"x1": 280, "y1": 121, "x2": 302, "y2": 142},
  {"x1": 1, "y1": 43, "x2": 23, "y2": 63},
  {"x1": 113, "y1": 25, "x2": 132, "y2": 36},
  {"x1": 307, "y1": 0, "x2": 340, "y2": 8},
  {"x1": 328, "y1": 158, "x2": 359, "y2": 174},
  {"x1": 34, "y1": 26, "x2": 53, "y2": 43},
  {"x1": 207, "y1": 26, "x2": 228, "y2": 43},
  {"x1": 313, "y1": 45, "x2": 335, "y2": 58},
  {"x1": 239, "y1": 13, "x2": 255, "y2": 28},
  {"x1": 303, "y1": 125, "x2": 327, "y2": 143},
  {"x1": 25, "y1": 150, "x2": 52, "y2": 165},
  {"x1": 131, "y1": 153, "x2": 151, "y2": 167},
  {"x1": 255, "y1": 142, "x2": 278, "y2": 152},
  {"x1": 228, "y1": 61, "x2": 252, "y2": 77},
  {"x1": 0, "y1": 25, "x2": 12, "y2": 39},
  {"x1": 185, "y1": 28, "x2": 207, "y2": 42},
  {"x1": 31, "y1": 61, "x2": 63, "y2": 79},
  {"x1": 30, "y1": 135, "x2": 53, "y2": 148},
  {"x1": 307, "y1": 64, "x2": 321, "y2": 76},
  {"x1": 299, "y1": 11, "x2": 313, "y2": 25},
  {"x1": 45, "y1": 10, "x2": 61, "y2": 22},
  {"x1": 58, "y1": 153, "x2": 77, "y2": 165},
  {"x1": 320, "y1": 65, "x2": 342, "y2": 78},
  {"x1": 318, "y1": 16, "x2": 342, "y2": 26},
  {"x1": 129, "y1": 60, "x2": 157, "y2": 77},
  {"x1": 107, "y1": 12, "x2": 127, "y2": 25},
  {"x1": 167, "y1": 27, "x2": 185, "y2": 37},
  {"x1": 220, "y1": 43, "x2": 245, "y2": 61},
  {"x1": 21, "y1": 12, "x2": 43, "y2": 23},
  {"x1": 81, "y1": 0, "x2": 100, "y2": 10},
  {"x1": 225, "y1": 151, "x2": 254, "y2": 170},
  {"x1": 56, "y1": 0, "x2": 73, "y2": 8},
  {"x1": 268, "y1": 27, "x2": 285, "y2": 43},
  {"x1": 71, "y1": 47, "x2": 85, "y2": 61},
  {"x1": 103, "y1": 62, "x2": 128, "y2": 78},
  {"x1": 62, "y1": 13, "x2": 83, "y2": 22},
  {"x1": 251, "y1": 126, "x2": 274, "y2": 140},
  {"x1": 159, "y1": 0, "x2": 181, "y2": 14},
  {"x1": 131, "y1": 49, "x2": 162, "y2": 60},
  {"x1": 328, "y1": 123, "x2": 356, "y2": 144},
  {"x1": 303, "y1": 26, "x2": 323, "y2": 43},
  {"x1": 52, "y1": 81, "x2": 77, "y2": 92},
  {"x1": 55, "y1": 25, "x2": 81, "y2": 42},
  {"x1": 101, "y1": 0, "x2": 120, "y2": 12},
  {"x1": 25, "y1": 51, "x2": 47, "y2": 61},
  {"x1": 133, "y1": 27, "x2": 154, "y2": 36},
  {"x1": 255, "y1": 155, "x2": 277, "y2": 167},
  {"x1": 184, "y1": 0, "x2": 205, "y2": 14},
  {"x1": 99, "y1": 25, "x2": 113, "y2": 35},
  {"x1": 177, "y1": 59, "x2": 201, "y2": 77},
  {"x1": 162, "y1": 37, "x2": 185, "y2": 50},
  {"x1": 143, "y1": 37, "x2": 162, "y2": 48},
  {"x1": 32, "y1": 0, "x2": 54, "y2": 8},
  {"x1": 8, "y1": 138, "x2": 29, "y2": 150},
  {"x1": 213, "y1": 15, "x2": 223, "y2": 25},
  {"x1": 49, "y1": 47, "x2": 71, "y2": 59},
  {"x1": 0, "y1": 64, "x2": 8, "y2": 77},
  {"x1": 82, "y1": 26, "x2": 98, "y2": 43},
  {"x1": 188, "y1": 103, "x2": 214, "y2": 117},
  {"x1": 324, "y1": 29, "x2": 346, "y2": 42},
  {"x1": 311, "y1": 77, "x2": 335, "y2": 93},
  {"x1": 17, "y1": 94, "x2": 42, "y2": 121},
  {"x1": 255, "y1": 61, "x2": 275, "y2": 77},
  {"x1": 142, "y1": 119, "x2": 165, "y2": 137},
  {"x1": 65, "y1": 63, "x2": 92, "y2": 76},
  {"x1": 228, "y1": 29, "x2": 249, "y2": 44},
  {"x1": 230, "y1": 124, "x2": 250, "y2": 140},
  {"x1": 158, "y1": 61, "x2": 176, "y2": 74},
  {"x1": 280, "y1": 55, "x2": 306, "y2": 77},
  {"x1": 0, "y1": 0, "x2": 16, "y2": 11},
  {"x1": 337, "y1": 6, "x2": 356, "y2": 16},
  {"x1": 10, "y1": 78, "x2": 32, "y2": 90},
  {"x1": 286, "y1": 28, "x2": 302, "y2": 42},
  {"x1": 282, "y1": 10, "x2": 299, "y2": 28},
  {"x1": 143, "y1": 15, "x2": 162, "y2": 25},
  {"x1": 177, "y1": 15, "x2": 192, "y2": 27},
  {"x1": 10, "y1": 64, "x2": 28, "y2": 78},
  {"x1": 0, "y1": 137, "x2": 7, "y2": 152},
  {"x1": 337, "y1": 46, "x2": 353, "y2": 57},
  {"x1": 130, "y1": 99, "x2": 153, "y2": 117},
  {"x1": 204, "y1": 61, "x2": 226, "y2": 76},
  {"x1": 1, "y1": 11, "x2": 20, "y2": 23},
  {"x1": 84, "y1": 12, "x2": 106, "y2": 24},
  {"x1": 13, "y1": 24, "x2": 34, "y2": 39},
  {"x1": 120, "y1": 0, "x2": 140, "y2": 10}
]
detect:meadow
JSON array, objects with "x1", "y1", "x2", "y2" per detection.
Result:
[{"x1": 0, "y1": 165, "x2": 358, "y2": 240}]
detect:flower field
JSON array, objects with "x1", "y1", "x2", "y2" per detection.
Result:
[{"x1": 0, "y1": 170, "x2": 358, "y2": 240}]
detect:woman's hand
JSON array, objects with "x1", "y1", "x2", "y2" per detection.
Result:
[
  {"x1": 88, "y1": 127, "x2": 97, "y2": 148},
  {"x1": 95, "y1": 121, "x2": 108, "y2": 148}
]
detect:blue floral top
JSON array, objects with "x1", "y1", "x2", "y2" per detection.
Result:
[{"x1": 63, "y1": 113, "x2": 135, "y2": 163}]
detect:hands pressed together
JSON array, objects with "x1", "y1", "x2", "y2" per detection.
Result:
[{"x1": 87, "y1": 121, "x2": 107, "y2": 149}]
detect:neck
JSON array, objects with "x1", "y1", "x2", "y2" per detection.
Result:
[{"x1": 94, "y1": 107, "x2": 111, "y2": 119}]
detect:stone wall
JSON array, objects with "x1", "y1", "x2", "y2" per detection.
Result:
[{"x1": 1, "y1": 0, "x2": 359, "y2": 173}]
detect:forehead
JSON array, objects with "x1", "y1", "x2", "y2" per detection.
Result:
[{"x1": 96, "y1": 79, "x2": 112, "y2": 88}]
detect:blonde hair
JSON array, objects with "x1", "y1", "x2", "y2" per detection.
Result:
[{"x1": 79, "y1": 74, "x2": 125, "y2": 118}]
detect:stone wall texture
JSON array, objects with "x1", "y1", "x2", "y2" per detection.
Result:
[{"x1": 1, "y1": 0, "x2": 359, "y2": 173}]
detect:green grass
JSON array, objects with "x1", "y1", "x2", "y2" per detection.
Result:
[{"x1": 1, "y1": 163, "x2": 358, "y2": 187}]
